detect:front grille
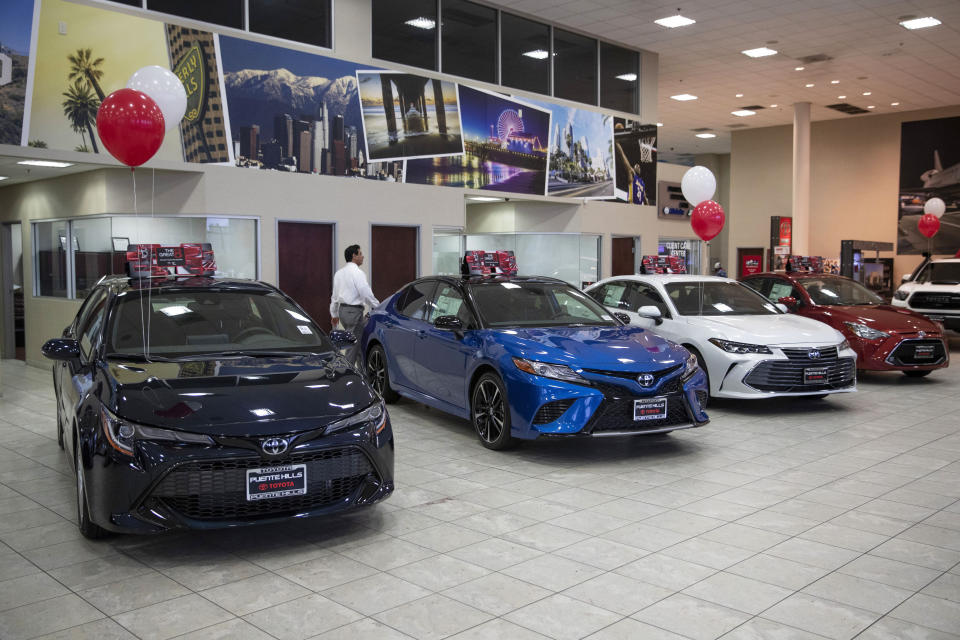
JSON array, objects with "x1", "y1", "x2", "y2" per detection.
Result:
[
  {"x1": 909, "y1": 292, "x2": 960, "y2": 310},
  {"x1": 532, "y1": 399, "x2": 575, "y2": 424},
  {"x1": 585, "y1": 393, "x2": 691, "y2": 433},
  {"x1": 582, "y1": 363, "x2": 683, "y2": 383},
  {"x1": 781, "y1": 346, "x2": 839, "y2": 361},
  {"x1": 887, "y1": 339, "x2": 947, "y2": 366},
  {"x1": 743, "y1": 357, "x2": 855, "y2": 392},
  {"x1": 150, "y1": 448, "x2": 374, "y2": 521}
]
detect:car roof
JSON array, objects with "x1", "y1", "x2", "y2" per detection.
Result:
[
  {"x1": 600, "y1": 274, "x2": 736, "y2": 284},
  {"x1": 410, "y1": 275, "x2": 569, "y2": 287},
  {"x1": 99, "y1": 275, "x2": 276, "y2": 294}
]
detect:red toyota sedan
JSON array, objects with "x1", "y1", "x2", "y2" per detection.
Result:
[{"x1": 742, "y1": 272, "x2": 949, "y2": 377}]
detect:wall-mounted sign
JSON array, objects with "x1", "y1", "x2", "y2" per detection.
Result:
[{"x1": 174, "y1": 43, "x2": 206, "y2": 123}]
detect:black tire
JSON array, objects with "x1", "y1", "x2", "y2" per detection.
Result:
[
  {"x1": 56, "y1": 404, "x2": 65, "y2": 450},
  {"x1": 75, "y1": 436, "x2": 108, "y2": 540},
  {"x1": 366, "y1": 344, "x2": 399, "y2": 403},
  {"x1": 903, "y1": 370, "x2": 933, "y2": 378},
  {"x1": 471, "y1": 373, "x2": 516, "y2": 450},
  {"x1": 686, "y1": 346, "x2": 709, "y2": 407}
]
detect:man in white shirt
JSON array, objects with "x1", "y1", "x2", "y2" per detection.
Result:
[{"x1": 330, "y1": 245, "x2": 380, "y2": 350}]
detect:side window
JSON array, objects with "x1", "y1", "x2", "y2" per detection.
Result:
[
  {"x1": 78, "y1": 290, "x2": 108, "y2": 359},
  {"x1": 768, "y1": 281, "x2": 796, "y2": 302},
  {"x1": 742, "y1": 277, "x2": 770, "y2": 298},
  {"x1": 590, "y1": 283, "x2": 629, "y2": 309},
  {"x1": 72, "y1": 288, "x2": 106, "y2": 336},
  {"x1": 429, "y1": 284, "x2": 476, "y2": 329},
  {"x1": 554, "y1": 289, "x2": 605, "y2": 322},
  {"x1": 397, "y1": 281, "x2": 436, "y2": 321},
  {"x1": 631, "y1": 283, "x2": 671, "y2": 318}
]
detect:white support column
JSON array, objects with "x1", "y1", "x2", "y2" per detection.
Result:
[{"x1": 792, "y1": 102, "x2": 811, "y2": 256}]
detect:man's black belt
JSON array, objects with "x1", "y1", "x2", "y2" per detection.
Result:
[{"x1": 340, "y1": 303, "x2": 363, "y2": 309}]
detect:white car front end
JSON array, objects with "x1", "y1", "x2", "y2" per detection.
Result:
[{"x1": 892, "y1": 283, "x2": 960, "y2": 332}]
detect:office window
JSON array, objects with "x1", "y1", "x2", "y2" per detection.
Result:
[
  {"x1": 601, "y1": 43, "x2": 639, "y2": 114},
  {"x1": 553, "y1": 29, "x2": 597, "y2": 105},
  {"x1": 441, "y1": 0, "x2": 496, "y2": 83},
  {"x1": 249, "y1": 0, "x2": 331, "y2": 48},
  {"x1": 372, "y1": 0, "x2": 438, "y2": 70},
  {"x1": 33, "y1": 221, "x2": 69, "y2": 298},
  {"x1": 500, "y1": 13, "x2": 549, "y2": 95},
  {"x1": 72, "y1": 217, "x2": 115, "y2": 298},
  {"x1": 147, "y1": 0, "x2": 243, "y2": 29}
]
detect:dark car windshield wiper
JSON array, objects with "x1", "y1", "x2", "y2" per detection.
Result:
[
  {"x1": 104, "y1": 352, "x2": 178, "y2": 362},
  {"x1": 175, "y1": 350, "x2": 333, "y2": 360}
]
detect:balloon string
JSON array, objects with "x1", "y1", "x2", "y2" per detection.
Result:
[
  {"x1": 147, "y1": 168, "x2": 155, "y2": 360},
  {"x1": 133, "y1": 168, "x2": 147, "y2": 361}
]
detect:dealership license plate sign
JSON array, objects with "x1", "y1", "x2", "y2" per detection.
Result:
[
  {"x1": 246, "y1": 464, "x2": 306, "y2": 501},
  {"x1": 804, "y1": 367, "x2": 829, "y2": 384},
  {"x1": 634, "y1": 397, "x2": 667, "y2": 421},
  {"x1": 914, "y1": 345, "x2": 935, "y2": 359}
]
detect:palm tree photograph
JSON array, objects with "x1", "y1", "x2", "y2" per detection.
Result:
[
  {"x1": 67, "y1": 48, "x2": 106, "y2": 102},
  {"x1": 62, "y1": 79, "x2": 100, "y2": 153}
]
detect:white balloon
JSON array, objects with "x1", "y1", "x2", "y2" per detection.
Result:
[
  {"x1": 126, "y1": 65, "x2": 187, "y2": 132},
  {"x1": 681, "y1": 165, "x2": 717, "y2": 206},
  {"x1": 924, "y1": 197, "x2": 946, "y2": 219}
]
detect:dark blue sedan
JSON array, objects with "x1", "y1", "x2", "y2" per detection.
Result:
[{"x1": 360, "y1": 276, "x2": 709, "y2": 449}]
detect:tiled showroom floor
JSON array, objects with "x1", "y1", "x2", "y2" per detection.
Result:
[{"x1": 1, "y1": 346, "x2": 960, "y2": 640}]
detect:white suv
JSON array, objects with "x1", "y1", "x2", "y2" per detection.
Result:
[{"x1": 892, "y1": 258, "x2": 960, "y2": 332}]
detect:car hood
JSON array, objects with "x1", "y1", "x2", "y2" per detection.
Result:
[
  {"x1": 814, "y1": 304, "x2": 940, "y2": 333},
  {"x1": 900, "y1": 282, "x2": 960, "y2": 293},
  {"x1": 685, "y1": 314, "x2": 842, "y2": 345},
  {"x1": 103, "y1": 354, "x2": 376, "y2": 436},
  {"x1": 491, "y1": 326, "x2": 687, "y2": 371}
]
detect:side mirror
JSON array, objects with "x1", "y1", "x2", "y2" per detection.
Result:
[
  {"x1": 777, "y1": 296, "x2": 798, "y2": 311},
  {"x1": 613, "y1": 311, "x2": 631, "y2": 325},
  {"x1": 329, "y1": 330, "x2": 357, "y2": 347},
  {"x1": 637, "y1": 305, "x2": 664, "y2": 325},
  {"x1": 434, "y1": 315, "x2": 463, "y2": 331},
  {"x1": 42, "y1": 338, "x2": 81, "y2": 364},
  {"x1": 901, "y1": 274, "x2": 912, "y2": 283}
]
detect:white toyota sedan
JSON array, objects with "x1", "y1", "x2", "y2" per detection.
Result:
[{"x1": 585, "y1": 275, "x2": 857, "y2": 400}]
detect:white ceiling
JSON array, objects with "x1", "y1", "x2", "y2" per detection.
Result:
[{"x1": 484, "y1": 0, "x2": 960, "y2": 163}]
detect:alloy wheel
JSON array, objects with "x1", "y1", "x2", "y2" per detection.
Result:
[
  {"x1": 367, "y1": 349, "x2": 386, "y2": 396},
  {"x1": 473, "y1": 380, "x2": 505, "y2": 443}
]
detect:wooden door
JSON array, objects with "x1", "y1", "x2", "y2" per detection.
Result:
[
  {"x1": 371, "y1": 225, "x2": 418, "y2": 301},
  {"x1": 278, "y1": 222, "x2": 334, "y2": 331},
  {"x1": 612, "y1": 237, "x2": 635, "y2": 276},
  {"x1": 737, "y1": 247, "x2": 765, "y2": 279}
]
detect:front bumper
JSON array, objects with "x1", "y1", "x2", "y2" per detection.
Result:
[
  {"x1": 711, "y1": 344, "x2": 857, "y2": 399},
  {"x1": 85, "y1": 419, "x2": 395, "y2": 534},
  {"x1": 504, "y1": 366, "x2": 709, "y2": 439},
  {"x1": 852, "y1": 333, "x2": 949, "y2": 371}
]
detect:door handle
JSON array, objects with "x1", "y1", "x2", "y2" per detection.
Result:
[{"x1": 417, "y1": 330, "x2": 427, "y2": 339}]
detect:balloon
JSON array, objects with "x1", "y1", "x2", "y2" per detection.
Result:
[
  {"x1": 681, "y1": 166, "x2": 717, "y2": 206},
  {"x1": 918, "y1": 213, "x2": 940, "y2": 238},
  {"x1": 126, "y1": 65, "x2": 187, "y2": 132},
  {"x1": 691, "y1": 200, "x2": 725, "y2": 241},
  {"x1": 96, "y1": 89, "x2": 165, "y2": 167},
  {"x1": 923, "y1": 197, "x2": 946, "y2": 219}
]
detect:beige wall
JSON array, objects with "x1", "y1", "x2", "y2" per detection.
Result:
[{"x1": 729, "y1": 105, "x2": 960, "y2": 282}]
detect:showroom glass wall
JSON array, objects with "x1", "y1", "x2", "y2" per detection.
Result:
[
  {"x1": 33, "y1": 216, "x2": 258, "y2": 299},
  {"x1": 371, "y1": 0, "x2": 640, "y2": 114},
  {"x1": 658, "y1": 237, "x2": 703, "y2": 275},
  {"x1": 433, "y1": 229, "x2": 601, "y2": 287}
]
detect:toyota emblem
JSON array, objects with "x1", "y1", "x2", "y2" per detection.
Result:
[
  {"x1": 918, "y1": 331, "x2": 926, "y2": 338},
  {"x1": 262, "y1": 437, "x2": 289, "y2": 456},
  {"x1": 638, "y1": 373, "x2": 655, "y2": 387},
  {"x1": 808, "y1": 350, "x2": 821, "y2": 359}
]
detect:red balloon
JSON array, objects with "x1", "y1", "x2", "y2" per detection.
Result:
[
  {"x1": 96, "y1": 88, "x2": 165, "y2": 167},
  {"x1": 691, "y1": 200, "x2": 725, "y2": 241},
  {"x1": 918, "y1": 213, "x2": 940, "y2": 238}
]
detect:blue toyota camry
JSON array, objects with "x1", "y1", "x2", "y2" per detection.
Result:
[{"x1": 360, "y1": 275, "x2": 709, "y2": 449}]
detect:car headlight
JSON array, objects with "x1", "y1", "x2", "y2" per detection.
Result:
[
  {"x1": 683, "y1": 352, "x2": 699, "y2": 378},
  {"x1": 843, "y1": 322, "x2": 889, "y2": 340},
  {"x1": 707, "y1": 338, "x2": 772, "y2": 354},
  {"x1": 513, "y1": 357, "x2": 585, "y2": 383},
  {"x1": 893, "y1": 290, "x2": 909, "y2": 301},
  {"x1": 100, "y1": 407, "x2": 214, "y2": 456},
  {"x1": 839, "y1": 339, "x2": 851, "y2": 351},
  {"x1": 324, "y1": 401, "x2": 387, "y2": 435}
]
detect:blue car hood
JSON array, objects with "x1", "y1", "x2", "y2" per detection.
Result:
[{"x1": 491, "y1": 326, "x2": 687, "y2": 371}]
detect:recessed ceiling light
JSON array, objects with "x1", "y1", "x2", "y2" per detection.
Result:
[
  {"x1": 0, "y1": 176, "x2": 7, "y2": 181},
  {"x1": 899, "y1": 16, "x2": 941, "y2": 30},
  {"x1": 838, "y1": 95, "x2": 846, "y2": 99},
  {"x1": 862, "y1": 91, "x2": 872, "y2": 96},
  {"x1": 735, "y1": 93, "x2": 744, "y2": 98},
  {"x1": 467, "y1": 196, "x2": 503, "y2": 202},
  {"x1": 670, "y1": 93, "x2": 698, "y2": 101},
  {"x1": 731, "y1": 110, "x2": 756, "y2": 117},
  {"x1": 742, "y1": 47, "x2": 777, "y2": 58},
  {"x1": 654, "y1": 14, "x2": 696, "y2": 28},
  {"x1": 695, "y1": 133, "x2": 717, "y2": 138},
  {"x1": 522, "y1": 49, "x2": 549, "y2": 60},
  {"x1": 891, "y1": 102, "x2": 900, "y2": 106},
  {"x1": 794, "y1": 66, "x2": 805, "y2": 71},
  {"x1": 805, "y1": 83, "x2": 815, "y2": 88},
  {"x1": 616, "y1": 73, "x2": 637, "y2": 81},
  {"x1": 769, "y1": 104, "x2": 778, "y2": 108},
  {"x1": 656, "y1": 122, "x2": 663, "y2": 127},
  {"x1": 404, "y1": 17, "x2": 436, "y2": 29},
  {"x1": 867, "y1": 105, "x2": 875, "y2": 109},
  {"x1": 17, "y1": 160, "x2": 74, "y2": 168},
  {"x1": 831, "y1": 80, "x2": 840, "y2": 84}
]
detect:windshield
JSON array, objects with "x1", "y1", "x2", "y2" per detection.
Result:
[
  {"x1": 916, "y1": 262, "x2": 960, "y2": 285},
  {"x1": 665, "y1": 281, "x2": 780, "y2": 316},
  {"x1": 105, "y1": 289, "x2": 333, "y2": 358},
  {"x1": 800, "y1": 277, "x2": 883, "y2": 305},
  {"x1": 468, "y1": 281, "x2": 618, "y2": 328}
]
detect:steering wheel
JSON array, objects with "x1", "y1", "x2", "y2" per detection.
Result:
[{"x1": 234, "y1": 326, "x2": 273, "y2": 342}]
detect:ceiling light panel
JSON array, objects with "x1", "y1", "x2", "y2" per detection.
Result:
[
  {"x1": 654, "y1": 15, "x2": 696, "y2": 28},
  {"x1": 731, "y1": 110, "x2": 756, "y2": 117},
  {"x1": 522, "y1": 49, "x2": 549, "y2": 60},
  {"x1": 695, "y1": 133, "x2": 717, "y2": 138},
  {"x1": 899, "y1": 16, "x2": 941, "y2": 30},
  {"x1": 17, "y1": 160, "x2": 74, "y2": 168},
  {"x1": 670, "y1": 93, "x2": 698, "y2": 101},
  {"x1": 616, "y1": 73, "x2": 637, "y2": 81},
  {"x1": 741, "y1": 47, "x2": 777, "y2": 58}
]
